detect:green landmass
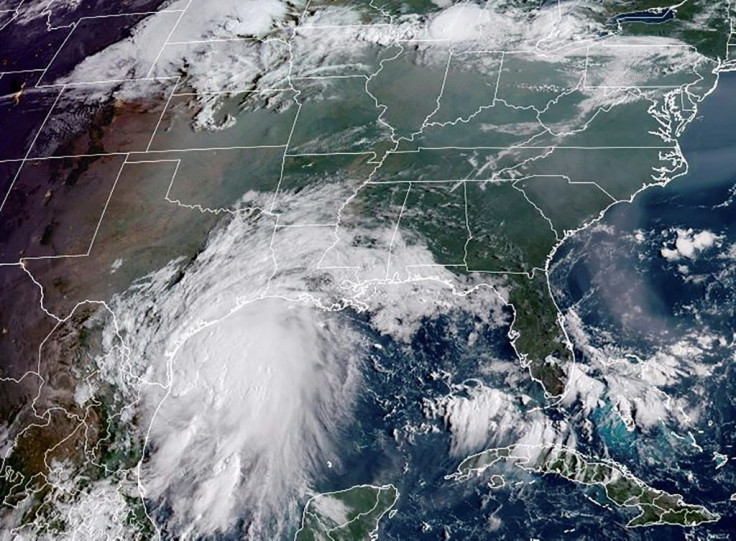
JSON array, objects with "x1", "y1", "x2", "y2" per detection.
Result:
[
  {"x1": 449, "y1": 444, "x2": 720, "y2": 528},
  {"x1": 599, "y1": 0, "x2": 733, "y2": 61},
  {"x1": 295, "y1": 484, "x2": 399, "y2": 541},
  {"x1": 362, "y1": 179, "x2": 570, "y2": 396},
  {"x1": 0, "y1": 309, "x2": 150, "y2": 535},
  {"x1": 343, "y1": 14, "x2": 718, "y2": 395},
  {"x1": 506, "y1": 273, "x2": 570, "y2": 397},
  {"x1": 7, "y1": 1, "x2": 735, "y2": 532}
]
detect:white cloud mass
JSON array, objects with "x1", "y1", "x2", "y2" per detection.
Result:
[
  {"x1": 22, "y1": 0, "x2": 723, "y2": 536},
  {"x1": 143, "y1": 298, "x2": 362, "y2": 536},
  {"x1": 660, "y1": 228, "x2": 721, "y2": 261},
  {"x1": 104, "y1": 183, "x2": 506, "y2": 537}
]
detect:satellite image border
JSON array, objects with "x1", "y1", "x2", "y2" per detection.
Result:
[{"x1": 1, "y1": 0, "x2": 736, "y2": 538}]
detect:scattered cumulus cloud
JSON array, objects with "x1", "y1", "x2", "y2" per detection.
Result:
[
  {"x1": 21, "y1": 0, "x2": 726, "y2": 535},
  {"x1": 660, "y1": 228, "x2": 721, "y2": 261},
  {"x1": 422, "y1": 376, "x2": 575, "y2": 457},
  {"x1": 562, "y1": 309, "x2": 723, "y2": 433},
  {"x1": 423, "y1": 382, "x2": 522, "y2": 455},
  {"x1": 106, "y1": 182, "x2": 507, "y2": 538}
]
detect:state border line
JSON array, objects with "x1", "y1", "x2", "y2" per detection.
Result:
[
  {"x1": 389, "y1": 145, "x2": 676, "y2": 152},
  {"x1": 0, "y1": 85, "x2": 65, "y2": 213},
  {"x1": 0, "y1": 143, "x2": 675, "y2": 167},
  {"x1": 145, "y1": 0, "x2": 193, "y2": 79},
  {"x1": 7, "y1": 155, "x2": 129, "y2": 263}
]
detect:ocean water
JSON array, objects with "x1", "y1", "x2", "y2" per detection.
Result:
[
  {"x1": 311, "y1": 72, "x2": 736, "y2": 539},
  {"x1": 549, "y1": 71, "x2": 736, "y2": 538}
]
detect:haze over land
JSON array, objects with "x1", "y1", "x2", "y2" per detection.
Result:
[{"x1": 0, "y1": 0, "x2": 735, "y2": 538}]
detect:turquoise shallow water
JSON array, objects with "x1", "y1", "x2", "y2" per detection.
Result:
[
  {"x1": 311, "y1": 72, "x2": 736, "y2": 539},
  {"x1": 550, "y1": 71, "x2": 736, "y2": 536}
]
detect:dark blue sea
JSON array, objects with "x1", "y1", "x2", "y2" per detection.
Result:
[
  {"x1": 314, "y1": 72, "x2": 736, "y2": 539},
  {"x1": 549, "y1": 71, "x2": 736, "y2": 539}
]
